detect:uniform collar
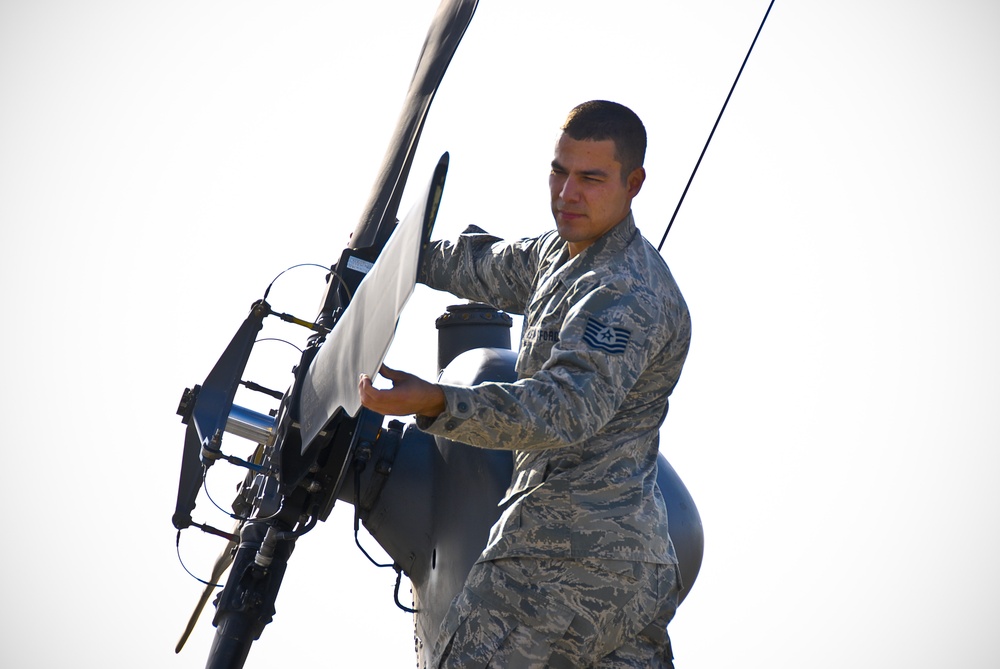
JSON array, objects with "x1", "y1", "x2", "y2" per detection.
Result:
[
  {"x1": 553, "y1": 212, "x2": 638, "y2": 284},
  {"x1": 583, "y1": 211, "x2": 638, "y2": 259}
]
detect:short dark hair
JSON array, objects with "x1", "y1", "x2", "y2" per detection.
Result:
[{"x1": 561, "y1": 100, "x2": 647, "y2": 180}]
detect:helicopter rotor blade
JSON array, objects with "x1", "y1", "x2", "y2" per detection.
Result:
[
  {"x1": 176, "y1": 529, "x2": 238, "y2": 654},
  {"x1": 300, "y1": 154, "x2": 448, "y2": 452},
  {"x1": 348, "y1": 0, "x2": 478, "y2": 254}
]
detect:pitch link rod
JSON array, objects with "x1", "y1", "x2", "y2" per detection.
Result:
[{"x1": 261, "y1": 302, "x2": 330, "y2": 334}]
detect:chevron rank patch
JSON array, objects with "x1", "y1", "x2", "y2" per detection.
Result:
[{"x1": 583, "y1": 317, "x2": 632, "y2": 354}]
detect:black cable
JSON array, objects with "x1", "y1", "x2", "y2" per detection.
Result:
[
  {"x1": 350, "y1": 453, "x2": 417, "y2": 613},
  {"x1": 658, "y1": 0, "x2": 776, "y2": 251},
  {"x1": 201, "y1": 464, "x2": 283, "y2": 524},
  {"x1": 175, "y1": 531, "x2": 225, "y2": 588},
  {"x1": 261, "y1": 263, "x2": 333, "y2": 301},
  {"x1": 393, "y1": 566, "x2": 418, "y2": 614},
  {"x1": 202, "y1": 471, "x2": 253, "y2": 522},
  {"x1": 252, "y1": 337, "x2": 303, "y2": 355},
  {"x1": 353, "y1": 460, "x2": 393, "y2": 568}
]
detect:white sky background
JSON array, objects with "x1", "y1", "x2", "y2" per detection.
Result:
[{"x1": 1, "y1": 0, "x2": 998, "y2": 667}]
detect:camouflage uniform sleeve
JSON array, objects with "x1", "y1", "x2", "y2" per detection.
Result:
[
  {"x1": 419, "y1": 225, "x2": 545, "y2": 315},
  {"x1": 418, "y1": 277, "x2": 668, "y2": 450}
]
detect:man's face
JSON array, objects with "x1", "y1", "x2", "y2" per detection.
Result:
[{"x1": 549, "y1": 133, "x2": 645, "y2": 257}]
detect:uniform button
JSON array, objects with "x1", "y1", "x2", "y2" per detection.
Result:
[
  {"x1": 457, "y1": 402, "x2": 469, "y2": 413},
  {"x1": 445, "y1": 420, "x2": 458, "y2": 431}
]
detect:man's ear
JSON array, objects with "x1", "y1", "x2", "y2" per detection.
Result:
[{"x1": 626, "y1": 166, "x2": 646, "y2": 198}]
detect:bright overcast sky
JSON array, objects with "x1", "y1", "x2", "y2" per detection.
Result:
[{"x1": 2, "y1": 1, "x2": 998, "y2": 667}]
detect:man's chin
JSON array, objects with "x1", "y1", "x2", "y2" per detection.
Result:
[
  {"x1": 555, "y1": 213, "x2": 586, "y2": 235},
  {"x1": 554, "y1": 223, "x2": 578, "y2": 243}
]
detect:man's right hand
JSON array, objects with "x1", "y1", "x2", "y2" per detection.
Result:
[{"x1": 358, "y1": 365, "x2": 447, "y2": 419}]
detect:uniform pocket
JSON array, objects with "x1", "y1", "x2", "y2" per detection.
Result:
[
  {"x1": 434, "y1": 587, "x2": 516, "y2": 669},
  {"x1": 436, "y1": 559, "x2": 575, "y2": 668},
  {"x1": 632, "y1": 563, "x2": 680, "y2": 650}
]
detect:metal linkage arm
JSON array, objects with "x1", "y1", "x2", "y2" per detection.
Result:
[{"x1": 173, "y1": 301, "x2": 268, "y2": 530}]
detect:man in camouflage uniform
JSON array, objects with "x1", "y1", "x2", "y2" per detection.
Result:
[{"x1": 360, "y1": 100, "x2": 690, "y2": 668}]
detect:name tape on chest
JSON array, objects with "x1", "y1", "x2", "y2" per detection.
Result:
[{"x1": 583, "y1": 318, "x2": 632, "y2": 354}]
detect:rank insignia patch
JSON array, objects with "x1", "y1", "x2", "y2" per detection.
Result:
[{"x1": 583, "y1": 318, "x2": 631, "y2": 354}]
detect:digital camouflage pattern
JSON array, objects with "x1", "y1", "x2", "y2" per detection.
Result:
[
  {"x1": 417, "y1": 213, "x2": 691, "y2": 566},
  {"x1": 433, "y1": 557, "x2": 679, "y2": 668},
  {"x1": 415, "y1": 213, "x2": 689, "y2": 666}
]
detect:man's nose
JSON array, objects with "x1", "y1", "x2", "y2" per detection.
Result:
[{"x1": 559, "y1": 177, "x2": 580, "y2": 202}]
